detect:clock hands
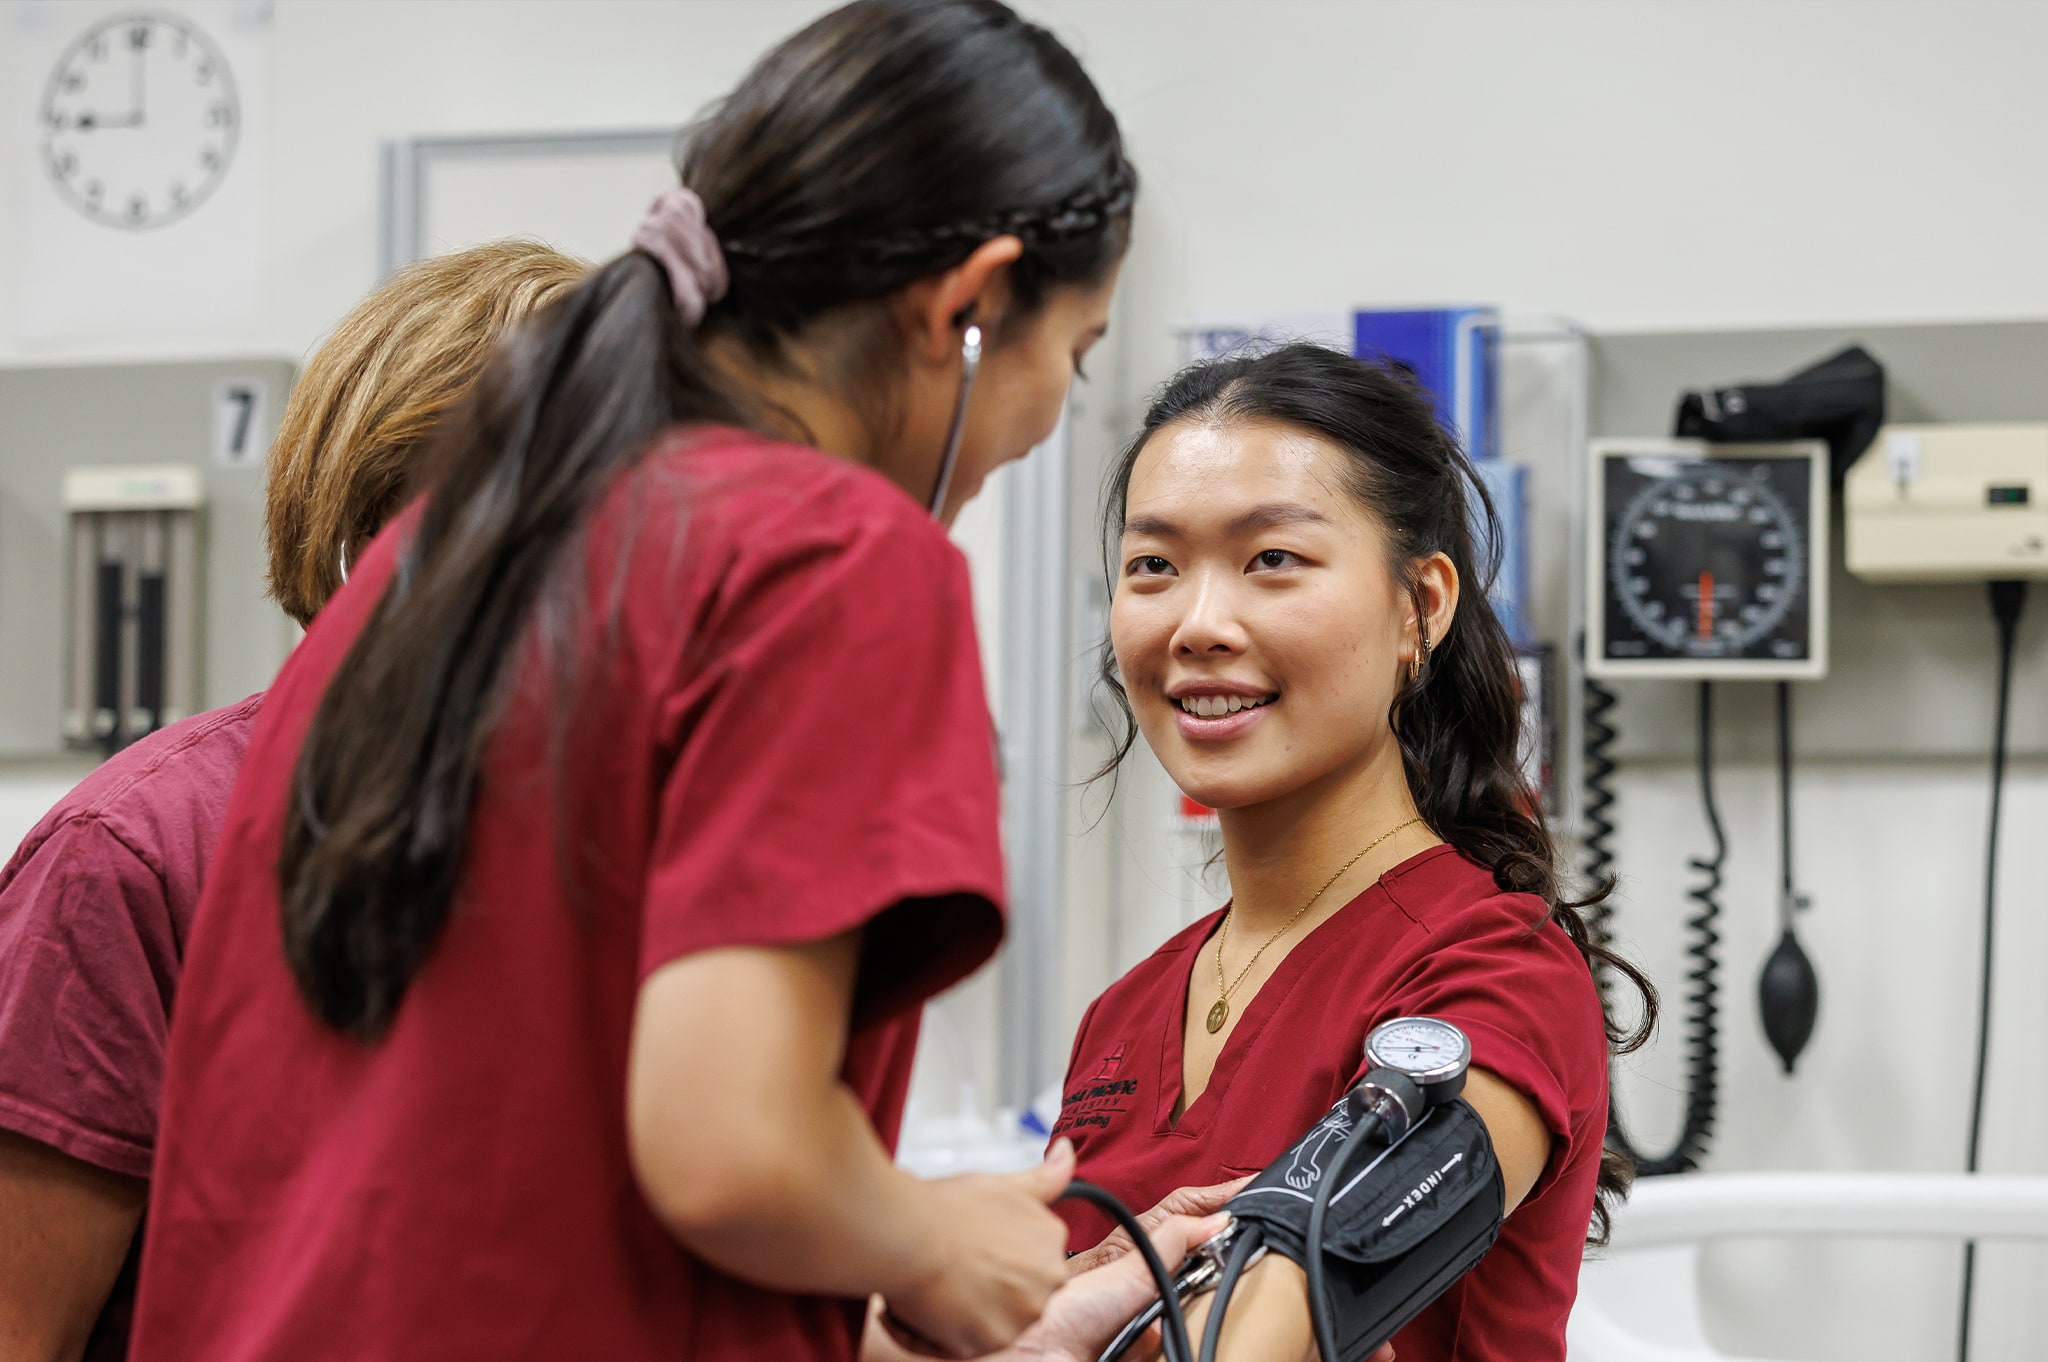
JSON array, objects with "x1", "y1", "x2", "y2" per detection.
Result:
[
  {"x1": 130, "y1": 37, "x2": 147, "y2": 129},
  {"x1": 66, "y1": 41, "x2": 147, "y2": 132},
  {"x1": 43, "y1": 14, "x2": 237, "y2": 230}
]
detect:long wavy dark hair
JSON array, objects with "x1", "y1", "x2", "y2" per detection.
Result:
[
  {"x1": 1094, "y1": 343, "x2": 1656, "y2": 1244},
  {"x1": 279, "y1": 0, "x2": 1135, "y2": 1040}
]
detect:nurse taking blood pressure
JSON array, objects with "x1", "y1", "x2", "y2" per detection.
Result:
[{"x1": 127, "y1": 4, "x2": 1211, "y2": 1360}]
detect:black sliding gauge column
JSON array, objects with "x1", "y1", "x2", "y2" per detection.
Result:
[{"x1": 1587, "y1": 439, "x2": 1830, "y2": 681}]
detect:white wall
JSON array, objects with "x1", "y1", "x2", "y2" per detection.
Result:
[
  {"x1": 14, "y1": 0, "x2": 2048, "y2": 364},
  {"x1": 1605, "y1": 757, "x2": 2048, "y2": 1360},
  {"x1": 0, "y1": 760, "x2": 97, "y2": 857},
  {"x1": 6, "y1": 2, "x2": 2048, "y2": 1358}
]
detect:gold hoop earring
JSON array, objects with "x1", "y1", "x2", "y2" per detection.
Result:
[{"x1": 1411, "y1": 621, "x2": 1432, "y2": 684}]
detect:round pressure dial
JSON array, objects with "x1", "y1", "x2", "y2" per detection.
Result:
[
  {"x1": 1364, "y1": 1016, "x2": 1471, "y2": 1104},
  {"x1": 1609, "y1": 466, "x2": 1804, "y2": 657},
  {"x1": 1591, "y1": 444, "x2": 1825, "y2": 677}
]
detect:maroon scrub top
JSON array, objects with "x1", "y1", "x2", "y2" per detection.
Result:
[
  {"x1": 0, "y1": 692, "x2": 263, "y2": 1361},
  {"x1": 131, "y1": 429, "x2": 1006, "y2": 1362},
  {"x1": 1055, "y1": 845, "x2": 1609, "y2": 1362}
]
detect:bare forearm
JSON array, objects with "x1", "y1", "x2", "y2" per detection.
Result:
[
  {"x1": 630, "y1": 937, "x2": 945, "y2": 1302},
  {"x1": 660, "y1": 1079, "x2": 938, "y2": 1301},
  {"x1": 0, "y1": 1131, "x2": 144, "y2": 1362},
  {"x1": 1184, "y1": 1255, "x2": 1315, "y2": 1362},
  {"x1": 630, "y1": 937, "x2": 1071, "y2": 1352}
]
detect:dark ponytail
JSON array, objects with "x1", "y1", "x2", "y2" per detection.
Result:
[
  {"x1": 1093, "y1": 343, "x2": 1657, "y2": 1244},
  {"x1": 282, "y1": 0, "x2": 1135, "y2": 1039}
]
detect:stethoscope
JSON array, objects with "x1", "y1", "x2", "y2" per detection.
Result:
[{"x1": 927, "y1": 318, "x2": 983, "y2": 519}]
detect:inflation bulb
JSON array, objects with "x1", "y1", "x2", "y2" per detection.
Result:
[{"x1": 1759, "y1": 921, "x2": 1819, "y2": 1074}]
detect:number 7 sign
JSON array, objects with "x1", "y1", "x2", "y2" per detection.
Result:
[{"x1": 212, "y1": 377, "x2": 266, "y2": 467}]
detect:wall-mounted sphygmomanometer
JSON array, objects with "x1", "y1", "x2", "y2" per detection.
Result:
[
  {"x1": 1587, "y1": 438, "x2": 1830, "y2": 680},
  {"x1": 1582, "y1": 436, "x2": 1834, "y2": 1178},
  {"x1": 62, "y1": 465, "x2": 204, "y2": 758},
  {"x1": 1083, "y1": 1017, "x2": 1502, "y2": 1362}
]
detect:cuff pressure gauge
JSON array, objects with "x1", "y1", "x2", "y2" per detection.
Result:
[
  {"x1": 1587, "y1": 438, "x2": 1830, "y2": 680},
  {"x1": 1108, "y1": 1016, "x2": 1478, "y2": 1362},
  {"x1": 1360, "y1": 1016, "x2": 1472, "y2": 1140},
  {"x1": 1365, "y1": 1017, "x2": 1472, "y2": 1101}
]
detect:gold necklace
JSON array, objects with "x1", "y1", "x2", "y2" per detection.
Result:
[{"x1": 1206, "y1": 817, "x2": 1423, "y2": 1035}]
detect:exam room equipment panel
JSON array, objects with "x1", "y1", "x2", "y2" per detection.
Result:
[{"x1": 0, "y1": 359, "x2": 296, "y2": 759}]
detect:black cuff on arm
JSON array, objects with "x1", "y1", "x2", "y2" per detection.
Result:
[{"x1": 1225, "y1": 1096, "x2": 1507, "y2": 1362}]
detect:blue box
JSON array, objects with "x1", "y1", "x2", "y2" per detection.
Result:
[
  {"x1": 1470, "y1": 458, "x2": 1531, "y2": 648},
  {"x1": 1351, "y1": 307, "x2": 1500, "y2": 461}
]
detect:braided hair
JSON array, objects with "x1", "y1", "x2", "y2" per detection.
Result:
[{"x1": 281, "y1": 0, "x2": 1134, "y2": 1038}]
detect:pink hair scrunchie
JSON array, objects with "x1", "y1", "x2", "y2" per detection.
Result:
[{"x1": 632, "y1": 188, "x2": 729, "y2": 327}]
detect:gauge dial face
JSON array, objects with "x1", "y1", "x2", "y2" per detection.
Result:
[
  {"x1": 1365, "y1": 1017, "x2": 1470, "y2": 1082},
  {"x1": 1602, "y1": 455, "x2": 1813, "y2": 664}
]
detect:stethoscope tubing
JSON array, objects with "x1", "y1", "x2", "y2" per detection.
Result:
[
  {"x1": 927, "y1": 323, "x2": 983, "y2": 518},
  {"x1": 1061, "y1": 1178, "x2": 1195, "y2": 1362}
]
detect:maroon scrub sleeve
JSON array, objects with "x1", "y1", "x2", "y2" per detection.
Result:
[
  {"x1": 1364, "y1": 897, "x2": 1605, "y2": 1198},
  {"x1": 0, "y1": 817, "x2": 177, "y2": 1180},
  {"x1": 638, "y1": 513, "x2": 1005, "y2": 1023}
]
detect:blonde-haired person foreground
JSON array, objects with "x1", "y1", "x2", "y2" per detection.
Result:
[{"x1": 0, "y1": 241, "x2": 585, "y2": 1362}]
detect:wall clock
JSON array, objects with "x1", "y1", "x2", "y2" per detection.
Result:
[{"x1": 39, "y1": 10, "x2": 239, "y2": 230}]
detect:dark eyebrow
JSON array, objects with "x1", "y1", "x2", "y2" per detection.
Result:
[
  {"x1": 1121, "y1": 502, "x2": 1331, "y2": 540},
  {"x1": 1228, "y1": 502, "x2": 1331, "y2": 535}
]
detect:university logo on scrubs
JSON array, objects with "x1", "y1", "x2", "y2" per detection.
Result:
[{"x1": 1055, "y1": 1042, "x2": 1138, "y2": 1135}]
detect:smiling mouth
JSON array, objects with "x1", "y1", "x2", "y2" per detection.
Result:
[{"x1": 1176, "y1": 693, "x2": 1278, "y2": 718}]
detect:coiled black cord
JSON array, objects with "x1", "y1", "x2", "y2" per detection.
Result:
[
  {"x1": 1588, "y1": 677, "x2": 1721, "y2": 1176},
  {"x1": 1060, "y1": 1180, "x2": 1193, "y2": 1362},
  {"x1": 1660, "y1": 680, "x2": 1725, "y2": 1174},
  {"x1": 1580, "y1": 673, "x2": 1622, "y2": 1023}
]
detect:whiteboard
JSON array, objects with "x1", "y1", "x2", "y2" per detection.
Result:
[{"x1": 379, "y1": 129, "x2": 676, "y2": 274}]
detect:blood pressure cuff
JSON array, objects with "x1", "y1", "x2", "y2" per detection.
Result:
[
  {"x1": 1225, "y1": 1096, "x2": 1506, "y2": 1362},
  {"x1": 1671, "y1": 343, "x2": 1886, "y2": 482}
]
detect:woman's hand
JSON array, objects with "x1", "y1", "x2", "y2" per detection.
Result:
[
  {"x1": 864, "y1": 1207, "x2": 1396, "y2": 1362},
  {"x1": 1065, "y1": 1177, "x2": 1251, "y2": 1278},
  {"x1": 886, "y1": 1141, "x2": 1079, "y2": 1357},
  {"x1": 1010, "y1": 1210, "x2": 1230, "y2": 1362}
]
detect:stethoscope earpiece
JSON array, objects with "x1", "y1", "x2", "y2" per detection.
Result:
[{"x1": 927, "y1": 317, "x2": 984, "y2": 518}]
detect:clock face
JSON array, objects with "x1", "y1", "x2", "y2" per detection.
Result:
[{"x1": 39, "y1": 12, "x2": 240, "y2": 230}]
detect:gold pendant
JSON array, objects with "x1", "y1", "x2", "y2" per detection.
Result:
[{"x1": 1206, "y1": 999, "x2": 1229, "y2": 1034}]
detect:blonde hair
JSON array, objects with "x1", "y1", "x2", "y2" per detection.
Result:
[{"x1": 264, "y1": 241, "x2": 587, "y2": 626}]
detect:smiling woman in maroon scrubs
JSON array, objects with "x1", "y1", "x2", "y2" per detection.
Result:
[{"x1": 1056, "y1": 344, "x2": 1658, "y2": 1362}]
